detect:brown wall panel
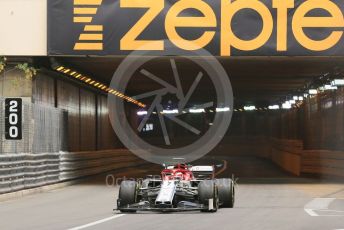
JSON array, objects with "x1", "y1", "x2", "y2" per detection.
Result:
[
  {"x1": 31, "y1": 72, "x2": 128, "y2": 152},
  {"x1": 226, "y1": 89, "x2": 344, "y2": 152},
  {"x1": 303, "y1": 90, "x2": 344, "y2": 150},
  {"x1": 334, "y1": 88, "x2": 344, "y2": 149},
  {"x1": 97, "y1": 95, "x2": 121, "y2": 149},
  {"x1": 32, "y1": 73, "x2": 55, "y2": 106},
  {"x1": 56, "y1": 80, "x2": 80, "y2": 152},
  {"x1": 80, "y1": 89, "x2": 96, "y2": 151}
]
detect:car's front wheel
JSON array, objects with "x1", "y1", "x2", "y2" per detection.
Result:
[
  {"x1": 118, "y1": 180, "x2": 138, "y2": 213},
  {"x1": 198, "y1": 180, "x2": 219, "y2": 212}
]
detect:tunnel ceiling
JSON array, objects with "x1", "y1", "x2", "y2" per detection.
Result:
[{"x1": 56, "y1": 56, "x2": 344, "y2": 104}]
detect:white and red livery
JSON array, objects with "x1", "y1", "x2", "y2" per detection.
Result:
[{"x1": 116, "y1": 163, "x2": 235, "y2": 212}]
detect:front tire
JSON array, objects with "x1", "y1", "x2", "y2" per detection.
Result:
[
  {"x1": 198, "y1": 180, "x2": 218, "y2": 212},
  {"x1": 118, "y1": 180, "x2": 138, "y2": 213}
]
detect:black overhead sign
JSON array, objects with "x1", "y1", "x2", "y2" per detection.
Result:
[{"x1": 48, "y1": 0, "x2": 344, "y2": 56}]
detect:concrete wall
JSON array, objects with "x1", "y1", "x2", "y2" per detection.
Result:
[
  {"x1": 0, "y1": 0, "x2": 47, "y2": 56},
  {"x1": 0, "y1": 68, "x2": 33, "y2": 98}
]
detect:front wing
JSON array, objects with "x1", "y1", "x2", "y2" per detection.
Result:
[{"x1": 116, "y1": 200, "x2": 213, "y2": 212}]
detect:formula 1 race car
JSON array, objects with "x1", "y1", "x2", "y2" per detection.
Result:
[{"x1": 116, "y1": 163, "x2": 235, "y2": 212}]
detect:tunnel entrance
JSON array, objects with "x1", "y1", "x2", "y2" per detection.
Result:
[
  {"x1": 43, "y1": 56, "x2": 344, "y2": 179},
  {"x1": 1, "y1": 56, "x2": 344, "y2": 180}
]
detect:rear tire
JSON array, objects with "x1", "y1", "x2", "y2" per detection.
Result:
[
  {"x1": 198, "y1": 180, "x2": 218, "y2": 212},
  {"x1": 216, "y1": 178, "x2": 235, "y2": 208},
  {"x1": 118, "y1": 180, "x2": 138, "y2": 213}
]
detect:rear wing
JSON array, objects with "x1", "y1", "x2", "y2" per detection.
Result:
[{"x1": 189, "y1": 166, "x2": 214, "y2": 179}]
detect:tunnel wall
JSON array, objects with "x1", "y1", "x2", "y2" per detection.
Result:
[
  {"x1": 226, "y1": 89, "x2": 344, "y2": 177},
  {"x1": 32, "y1": 72, "x2": 121, "y2": 151},
  {"x1": 0, "y1": 68, "x2": 124, "y2": 152},
  {"x1": 303, "y1": 88, "x2": 344, "y2": 150},
  {"x1": 0, "y1": 70, "x2": 144, "y2": 195}
]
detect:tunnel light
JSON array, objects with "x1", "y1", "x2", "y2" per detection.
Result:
[
  {"x1": 289, "y1": 100, "x2": 296, "y2": 104},
  {"x1": 293, "y1": 96, "x2": 303, "y2": 101},
  {"x1": 216, "y1": 107, "x2": 230, "y2": 112},
  {"x1": 282, "y1": 102, "x2": 292, "y2": 109},
  {"x1": 162, "y1": 109, "x2": 179, "y2": 114},
  {"x1": 137, "y1": 111, "x2": 148, "y2": 116},
  {"x1": 324, "y1": 84, "x2": 338, "y2": 90},
  {"x1": 331, "y1": 79, "x2": 344, "y2": 86},
  {"x1": 309, "y1": 89, "x2": 318, "y2": 95},
  {"x1": 268, "y1": 105, "x2": 280, "y2": 110},
  {"x1": 53, "y1": 64, "x2": 146, "y2": 107},
  {"x1": 318, "y1": 86, "x2": 325, "y2": 92},
  {"x1": 244, "y1": 105, "x2": 256, "y2": 111},
  {"x1": 189, "y1": 108, "x2": 205, "y2": 113}
]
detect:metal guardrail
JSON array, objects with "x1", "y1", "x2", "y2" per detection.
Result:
[
  {"x1": 270, "y1": 138, "x2": 344, "y2": 177},
  {"x1": 0, "y1": 150, "x2": 144, "y2": 194},
  {"x1": 0, "y1": 98, "x2": 146, "y2": 195},
  {"x1": 302, "y1": 150, "x2": 344, "y2": 177}
]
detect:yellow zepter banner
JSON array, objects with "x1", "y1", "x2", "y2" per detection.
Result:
[{"x1": 48, "y1": 0, "x2": 344, "y2": 56}]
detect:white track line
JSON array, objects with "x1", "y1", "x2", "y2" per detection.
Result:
[
  {"x1": 304, "y1": 208, "x2": 318, "y2": 217},
  {"x1": 67, "y1": 214, "x2": 126, "y2": 230},
  {"x1": 304, "y1": 198, "x2": 336, "y2": 216}
]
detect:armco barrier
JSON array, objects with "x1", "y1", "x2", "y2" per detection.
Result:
[
  {"x1": 0, "y1": 150, "x2": 145, "y2": 194},
  {"x1": 268, "y1": 138, "x2": 344, "y2": 178},
  {"x1": 269, "y1": 138, "x2": 303, "y2": 176},
  {"x1": 301, "y1": 150, "x2": 344, "y2": 177}
]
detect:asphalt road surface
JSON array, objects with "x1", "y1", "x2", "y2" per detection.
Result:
[{"x1": 0, "y1": 156, "x2": 343, "y2": 230}]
